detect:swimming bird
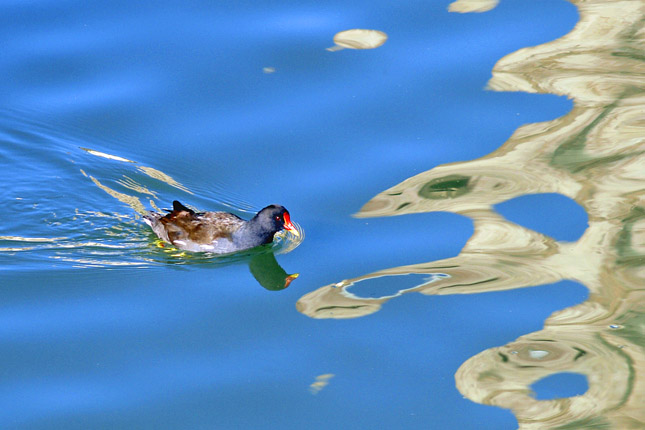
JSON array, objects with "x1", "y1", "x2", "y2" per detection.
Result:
[{"x1": 143, "y1": 200, "x2": 299, "y2": 253}]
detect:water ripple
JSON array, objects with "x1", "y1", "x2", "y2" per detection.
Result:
[{"x1": 0, "y1": 111, "x2": 302, "y2": 271}]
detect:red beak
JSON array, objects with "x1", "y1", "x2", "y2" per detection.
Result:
[{"x1": 283, "y1": 212, "x2": 299, "y2": 237}]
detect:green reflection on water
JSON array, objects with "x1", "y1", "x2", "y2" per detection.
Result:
[
  {"x1": 249, "y1": 251, "x2": 298, "y2": 291},
  {"x1": 554, "y1": 416, "x2": 611, "y2": 430},
  {"x1": 418, "y1": 174, "x2": 471, "y2": 199},
  {"x1": 550, "y1": 89, "x2": 645, "y2": 173}
]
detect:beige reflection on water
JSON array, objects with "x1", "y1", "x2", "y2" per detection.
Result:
[
  {"x1": 81, "y1": 147, "x2": 193, "y2": 215},
  {"x1": 298, "y1": 0, "x2": 645, "y2": 427},
  {"x1": 327, "y1": 29, "x2": 388, "y2": 52},
  {"x1": 448, "y1": 0, "x2": 499, "y2": 13}
]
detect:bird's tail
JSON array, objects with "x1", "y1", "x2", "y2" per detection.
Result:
[{"x1": 143, "y1": 211, "x2": 162, "y2": 228}]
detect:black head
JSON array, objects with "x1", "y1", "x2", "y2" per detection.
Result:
[
  {"x1": 255, "y1": 205, "x2": 297, "y2": 236},
  {"x1": 238, "y1": 205, "x2": 299, "y2": 247}
]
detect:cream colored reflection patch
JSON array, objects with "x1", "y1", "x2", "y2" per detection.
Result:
[
  {"x1": 309, "y1": 373, "x2": 334, "y2": 394},
  {"x1": 80, "y1": 147, "x2": 191, "y2": 195},
  {"x1": 328, "y1": 29, "x2": 387, "y2": 51},
  {"x1": 448, "y1": 0, "x2": 499, "y2": 13},
  {"x1": 137, "y1": 166, "x2": 192, "y2": 194},
  {"x1": 89, "y1": 175, "x2": 147, "y2": 215},
  {"x1": 118, "y1": 176, "x2": 158, "y2": 198}
]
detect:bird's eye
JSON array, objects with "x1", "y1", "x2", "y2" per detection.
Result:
[{"x1": 275, "y1": 215, "x2": 281, "y2": 221}]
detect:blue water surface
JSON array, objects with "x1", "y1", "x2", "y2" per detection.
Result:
[
  {"x1": 495, "y1": 193, "x2": 589, "y2": 242},
  {"x1": 531, "y1": 372, "x2": 589, "y2": 400},
  {"x1": 0, "y1": 0, "x2": 581, "y2": 428}
]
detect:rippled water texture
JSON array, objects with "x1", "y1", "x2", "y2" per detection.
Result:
[
  {"x1": 0, "y1": 112, "x2": 303, "y2": 269},
  {"x1": 299, "y1": 1, "x2": 645, "y2": 428}
]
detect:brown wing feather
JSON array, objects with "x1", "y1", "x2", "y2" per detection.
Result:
[{"x1": 159, "y1": 209, "x2": 245, "y2": 245}]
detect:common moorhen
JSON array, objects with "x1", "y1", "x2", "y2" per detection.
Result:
[{"x1": 144, "y1": 200, "x2": 299, "y2": 253}]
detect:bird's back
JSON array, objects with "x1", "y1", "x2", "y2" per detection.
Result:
[{"x1": 144, "y1": 201, "x2": 246, "y2": 252}]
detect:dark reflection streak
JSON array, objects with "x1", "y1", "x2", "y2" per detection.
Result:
[
  {"x1": 316, "y1": 305, "x2": 368, "y2": 311},
  {"x1": 419, "y1": 265, "x2": 460, "y2": 269},
  {"x1": 573, "y1": 348, "x2": 586, "y2": 360},
  {"x1": 438, "y1": 277, "x2": 500, "y2": 289},
  {"x1": 396, "y1": 202, "x2": 412, "y2": 210}
]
